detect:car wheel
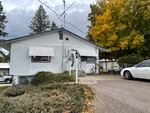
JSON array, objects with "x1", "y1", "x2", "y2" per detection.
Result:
[
  {"x1": 124, "y1": 71, "x2": 132, "y2": 80},
  {"x1": 5, "y1": 79, "x2": 11, "y2": 84}
]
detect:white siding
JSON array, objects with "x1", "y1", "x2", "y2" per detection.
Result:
[
  {"x1": 62, "y1": 33, "x2": 99, "y2": 74},
  {"x1": 10, "y1": 33, "x2": 63, "y2": 75},
  {"x1": 10, "y1": 31, "x2": 99, "y2": 76}
]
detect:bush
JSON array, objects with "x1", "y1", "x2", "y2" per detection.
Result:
[
  {"x1": 31, "y1": 72, "x2": 54, "y2": 85},
  {"x1": 118, "y1": 54, "x2": 144, "y2": 67},
  {"x1": 4, "y1": 86, "x2": 25, "y2": 97},
  {"x1": 0, "y1": 83, "x2": 94, "y2": 113},
  {"x1": 31, "y1": 71, "x2": 75, "y2": 85},
  {"x1": 0, "y1": 87, "x2": 8, "y2": 94},
  {"x1": 0, "y1": 98, "x2": 15, "y2": 113},
  {"x1": 41, "y1": 83, "x2": 94, "y2": 112}
]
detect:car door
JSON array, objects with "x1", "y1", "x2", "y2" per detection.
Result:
[
  {"x1": 133, "y1": 62, "x2": 147, "y2": 78},
  {"x1": 143, "y1": 60, "x2": 150, "y2": 79},
  {"x1": 135, "y1": 60, "x2": 150, "y2": 79}
]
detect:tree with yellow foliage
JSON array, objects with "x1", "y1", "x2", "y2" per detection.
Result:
[{"x1": 89, "y1": 0, "x2": 150, "y2": 58}]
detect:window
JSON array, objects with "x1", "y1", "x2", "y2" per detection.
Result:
[
  {"x1": 81, "y1": 56, "x2": 96, "y2": 63},
  {"x1": 137, "y1": 60, "x2": 150, "y2": 67},
  {"x1": 31, "y1": 56, "x2": 51, "y2": 63},
  {"x1": 59, "y1": 31, "x2": 63, "y2": 40}
]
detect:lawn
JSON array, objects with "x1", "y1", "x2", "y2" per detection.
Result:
[{"x1": 0, "y1": 83, "x2": 94, "y2": 113}]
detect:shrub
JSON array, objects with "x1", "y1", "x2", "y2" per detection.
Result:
[
  {"x1": 55, "y1": 73, "x2": 75, "y2": 82},
  {"x1": 41, "y1": 83, "x2": 94, "y2": 112},
  {"x1": 0, "y1": 87, "x2": 8, "y2": 94},
  {"x1": 31, "y1": 72, "x2": 54, "y2": 85},
  {"x1": 31, "y1": 71, "x2": 75, "y2": 85},
  {"x1": 4, "y1": 86, "x2": 25, "y2": 97},
  {"x1": 0, "y1": 83, "x2": 94, "y2": 113},
  {"x1": 118, "y1": 54, "x2": 144, "y2": 67},
  {"x1": 0, "y1": 98, "x2": 15, "y2": 113}
]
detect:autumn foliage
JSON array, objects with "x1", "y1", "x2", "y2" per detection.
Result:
[{"x1": 89, "y1": 0, "x2": 150, "y2": 54}]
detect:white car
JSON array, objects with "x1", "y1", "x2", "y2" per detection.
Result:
[
  {"x1": 121, "y1": 59, "x2": 150, "y2": 80},
  {"x1": 0, "y1": 75, "x2": 13, "y2": 84}
]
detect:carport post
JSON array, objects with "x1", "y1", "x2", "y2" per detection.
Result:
[
  {"x1": 75, "y1": 51, "x2": 79, "y2": 84},
  {"x1": 75, "y1": 58, "x2": 78, "y2": 83}
]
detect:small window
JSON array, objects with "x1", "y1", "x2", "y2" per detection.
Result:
[
  {"x1": 31, "y1": 56, "x2": 51, "y2": 63},
  {"x1": 81, "y1": 56, "x2": 96, "y2": 63},
  {"x1": 59, "y1": 31, "x2": 63, "y2": 40},
  {"x1": 81, "y1": 56, "x2": 87, "y2": 62}
]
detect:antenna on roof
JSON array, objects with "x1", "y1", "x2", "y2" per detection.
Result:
[
  {"x1": 38, "y1": 0, "x2": 87, "y2": 35},
  {"x1": 63, "y1": 0, "x2": 66, "y2": 28}
]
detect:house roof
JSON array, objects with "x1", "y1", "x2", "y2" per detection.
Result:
[{"x1": 0, "y1": 28, "x2": 107, "y2": 52}]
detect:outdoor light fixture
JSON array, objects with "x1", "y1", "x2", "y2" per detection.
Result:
[{"x1": 75, "y1": 51, "x2": 79, "y2": 58}]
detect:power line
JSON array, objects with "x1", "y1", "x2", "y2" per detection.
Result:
[
  {"x1": 60, "y1": 2, "x2": 75, "y2": 17},
  {"x1": 66, "y1": 22, "x2": 87, "y2": 36},
  {"x1": 38, "y1": 0, "x2": 87, "y2": 36},
  {"x1": 38, "y1": 0, "x2": 63, "y2": 22}
]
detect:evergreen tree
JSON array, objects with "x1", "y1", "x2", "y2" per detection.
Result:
[
  {"x1": 0, "y1": 1, "x2": 7, "y2": 37},
  {"x1": 87, "y1": 1, "x2": 105, "y2": 41},
  {"x1": 51, "y1": 21, "x2": 58, "y2": 30},
  {"x1": 29, "y1": 5, "x2": 51, "y2": 34}
]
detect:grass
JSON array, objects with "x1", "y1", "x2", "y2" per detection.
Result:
[
  {"x1": 0, "y1": 87, "x2": 7, "y2": 93},
  {"x1": 0, "y1": 83, "x2": 94, "y2": 113}
]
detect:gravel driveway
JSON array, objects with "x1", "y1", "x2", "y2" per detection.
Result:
[{"x1": 79, "y1": 75, "x2": 150, "y2": 113}]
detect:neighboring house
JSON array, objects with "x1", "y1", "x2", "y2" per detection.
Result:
[
  {"x1": 0, "y1": 63, "x2": 10, "y2": 76},
  {"x1": 0, "y1": 48, "x2": 10, "y2": 76},
  {"x1": 0, "y1": 28, "x2": 106, "y2": 84},
  {"x1": 99, "y1": 59, "x2": 121, "y2": 73}
]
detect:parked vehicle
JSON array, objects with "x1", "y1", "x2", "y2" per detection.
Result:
[
  {"x1": 0, "y1": 75, "x2": 13, "y2": 84},
  {"x1": 121, "y1": 59, "x2": 150, "y2": 80}
]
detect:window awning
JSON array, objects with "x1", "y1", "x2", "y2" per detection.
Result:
[
  {"x1": 78, "y1": 50, "x2": 97, "y2": 57},
  {"x1": 29, "y1": 47, "x2": 54, "y2": 56}
]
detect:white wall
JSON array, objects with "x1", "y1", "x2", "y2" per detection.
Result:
[
  {"x1": 62, "y1": 33, "x2": 99, "y2": 74},
  {"x1": 10, "y1": 31, "x2": 99, "y2": 77},
  {"x1": 10, "y1": 32, "x2": 63, "y2": 76}
]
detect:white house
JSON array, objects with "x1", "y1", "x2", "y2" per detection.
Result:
[{"x1": 0, "y1": 28, "x2": 106, "y2": 84}]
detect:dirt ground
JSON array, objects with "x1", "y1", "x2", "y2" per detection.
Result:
[{"x1": 79, "y1": 75, "x2": 150, "y2": 113}]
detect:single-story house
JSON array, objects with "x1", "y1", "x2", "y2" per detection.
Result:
[{"x1": 0, "y1": 28, "x2": 106, "y2": 84}]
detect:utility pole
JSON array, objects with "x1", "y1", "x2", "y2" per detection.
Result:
[
  {"x1": 63, "y1": 0, "x2": 66, "y2": 28},
  {"x1": 62, "y1": 0, "x2": 66, "y2": 72}
]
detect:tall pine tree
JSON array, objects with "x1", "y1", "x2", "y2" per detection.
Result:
[
  {"x1": 51, "y1": 21, "x2": 58, "y2": 30},
  {"x1": 0, "y1": 1, "x2": 7, "y2": 37},
  {"x1": 29, "y1": 5, "x2": 51, "y2": 34}
]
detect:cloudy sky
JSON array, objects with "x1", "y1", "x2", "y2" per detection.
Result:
[{"x1": 1, "y1": 0, "x2": 97, "y2": 39}]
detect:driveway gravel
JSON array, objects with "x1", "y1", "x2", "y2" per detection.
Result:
[{"x1": 79, "y1": 75, "x2": 150, "y2": 113}]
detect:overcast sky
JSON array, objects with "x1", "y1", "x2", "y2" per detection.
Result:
[{"x1": 1, "y1": 0, "x2": 97, "y2": 39}]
